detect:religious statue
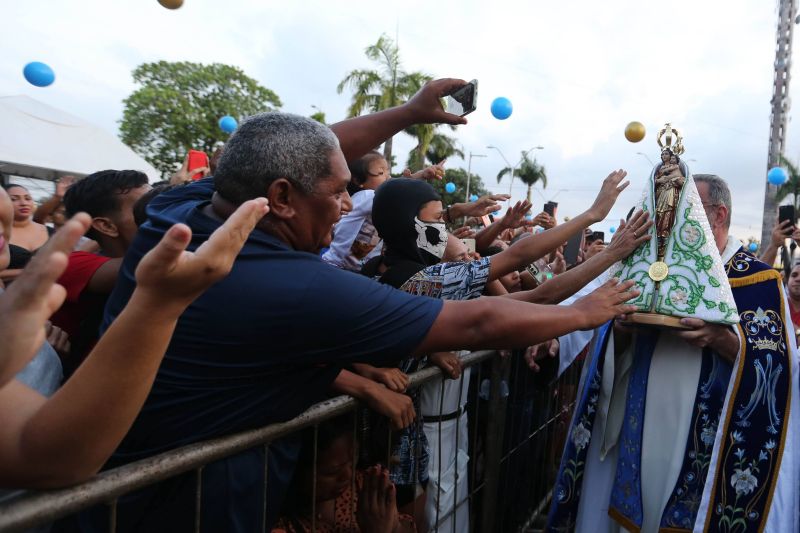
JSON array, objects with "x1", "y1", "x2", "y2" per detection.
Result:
[
  {"x1": 611, "y1": 123, "x2": 738, "y2": 328},
  {"x1": 654, "y1": 149, "x2": 686, "y2": 258}
]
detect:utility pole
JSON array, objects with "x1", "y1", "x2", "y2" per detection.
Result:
[
  {"x1": 465, "y1": 152, "x2": 486, "y2": 202},
  {"x1": 762, "y1": 0, "x2": 797, "y2": 247}
]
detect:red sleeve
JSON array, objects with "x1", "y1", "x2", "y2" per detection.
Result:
[{"x1": 57, "y1": 252, "x2": 113, "y2": 303}]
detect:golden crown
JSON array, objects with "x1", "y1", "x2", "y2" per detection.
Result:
[
  {"x1": 657, "y1": 123, "x2": 685, "y2": 156},
  {"x1": 752, "y1": 337, "x2": 780, "y2": 352}
]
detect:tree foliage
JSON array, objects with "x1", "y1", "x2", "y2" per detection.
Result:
[
  {"x1": 776, "y1": 155, "x2": 800, "y2": 211},
  {"x1": 337, "y1": 35, "x2": 431, "y2": 165},
  {"x1": 497, "y1": 151, "x2": 547, "y2": 201},
  {"x1": 119, "y1": 61, "x2": 282, "y2": 176},
  {"x1": 429, "y1": 168, "x2": 490, "y2": 207},
  {"x1": 425, "y1": 133, "x2": 464, "y2": 166}
]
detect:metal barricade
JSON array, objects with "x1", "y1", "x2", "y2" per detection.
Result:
[{"x1": 0, "y1": 349, "x2": 583, "y2": 533}]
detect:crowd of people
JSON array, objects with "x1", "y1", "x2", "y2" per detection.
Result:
[{"x1": 1, "y1": 77, "x2": 797, "y2": 533}]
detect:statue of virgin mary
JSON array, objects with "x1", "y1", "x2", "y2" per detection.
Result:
[{"x1": 612, "y1": 124, "x2": 738, "y2": 327}]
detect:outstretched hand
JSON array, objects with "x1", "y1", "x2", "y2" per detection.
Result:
[
  {"x1": 0, "y1": 213, "x2": 91, "y2": 385},
  {"x1": 404, "y1": 78, "x2": 470, "y2": 126},
  {"x1": 454, "y1": 194, "x2": 510, "y2": 219},
  {"x1": 531, "y1": 211, "x2": 555, "y2": 229},
  {"x1": 500, "y1": 200, "x2": 534, "y2": 230},
  {"x1": 451, "y1": 226, "x2": 476, "y2": 240},
  {"x1": 604, "y1": 210, "x2": 652, "y2": 261},
  {"x1": 524, "y1": 339, "x2": 559, "y2": 372},
  {"x1": 134, "y1": 198, "x2": 269, "y2": 310},
  {"x1": 587, "y1": 170, "x2": 630, "y2": 223},
  {"x1": 406, "y1": 160, "x2": 446, "y2": 181},
  {"x1": 571, "y1": 278, "x2": 639, "y2": 330}
]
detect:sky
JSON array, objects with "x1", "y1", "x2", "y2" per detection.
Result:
[{"x1": 1, "y1": 0, "x2": 796, "y2": 241}]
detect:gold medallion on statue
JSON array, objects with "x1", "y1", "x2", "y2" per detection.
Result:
[{"x1": 648, "y1": 261, "x2": 669, "y2": 281}]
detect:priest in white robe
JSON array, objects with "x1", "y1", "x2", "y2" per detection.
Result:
[{"x1": 547, "y1": 174, "x2": 799, "y2": 533}]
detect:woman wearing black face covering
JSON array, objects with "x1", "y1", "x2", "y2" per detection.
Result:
[
  {"x1": 359, "y1": 173, "x2": 646, "y2": 527},
  {"x1": 361, "y1": 179, "x2": 496, "y2": 528},
  {"x1": 363, "y1": 178, "x2": 452, "y2": 284}
]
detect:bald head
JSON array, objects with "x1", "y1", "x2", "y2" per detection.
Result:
[{"x1": 443, "y1": 234, "x2": 470, "y2": 262}]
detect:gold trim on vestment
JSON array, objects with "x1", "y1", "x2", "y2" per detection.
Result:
[{"x1": 702, "y1": 274, "x2": 791, "y2": 533}]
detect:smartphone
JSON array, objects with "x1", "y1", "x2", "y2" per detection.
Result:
[
  {"x1": 590, "y1": 231, "x2": 605, "y2": 244},
  {"x1": 779, "y1": 205, "x2": 796, "y2": 226},
  {"x1": 462, "y1": 238, "x2": 476, "y2": 255},
  {"x1": 563, "y1": 231, "x2": 584, "y2": 266},
  {"x1": 544, "y1": 201, "x2": 558, "y2": 218},
  {"x1": 481, "y1": 215, "x2": 492, "y2": 227},
  {"x1": 446, "y1": 79, "x2": 478, "y2": 117},
  {"x1": 188, "y1": 150, "x2": 209, "y2": 181}
]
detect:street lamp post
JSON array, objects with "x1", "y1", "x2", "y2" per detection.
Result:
[
  {"x1": 487, "y1": 145, "x2": 544, "y2": 198},
  {"x1": 636, "y1": 152, "x2": 654, "y2": 166},
  {"x1": 465, "y1": 152, "x2": 486, "y2": 202}
]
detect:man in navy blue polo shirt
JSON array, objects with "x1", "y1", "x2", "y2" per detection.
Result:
[{"x1": 95, "y1": 79, "x2": 639, "y2": 532}]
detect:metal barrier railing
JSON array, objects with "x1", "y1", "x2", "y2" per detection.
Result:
[{"x1": 0, "y1": 349, "x2": 582, "y2": 533}]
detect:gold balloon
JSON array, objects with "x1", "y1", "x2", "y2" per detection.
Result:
[
  {"x1": 158, "y1": 0, "x2": 184, "y2": 9},
  {"x1": 624, "y1": 121, "x2": 646, "y2": 143}
]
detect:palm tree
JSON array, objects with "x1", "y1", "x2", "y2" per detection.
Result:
[
  {"x1": 496, "y1": 151, "x2": 548, "y2": 201},
  {"x1": 776, "y1": 155, "x2": 800, "y2": 211},
  {"x1": 425, "y1": 133, "x2": 464, "y2": 166},
  {"x1": 337, "y1": 35, "x2": 430, "y2": 165},
  {"x1": 404, "y1": 123, "x2": 436, "y2": 172}
]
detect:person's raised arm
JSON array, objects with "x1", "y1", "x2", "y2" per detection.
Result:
[
  {"x1": 413, "y1": 277, "x2": 639, "y2": 356},
  {"x1": 474, "y1": 200, "x2": 535, "y2": 253},
  {"x1": 760, "y1": 219, "x2": 795, "y2": 266},
  {"x1": 487, "y1": 170, "x2": 629, "y2": 281},
  {"x1": 330, "y1": 78, "x2": 468, "y2": 163},
  {"x1": 445, "y1": 194, "x2": 509, "y2": 225},
  {"x1": 33, "y1": 176, "x2": 75, "y2": 224},
  {"x1": 0, "y1": 199, "x2": 269, "y2": 487},
  {"x1": 504, "y1": 211, "x2": 652, "y2": 304}
]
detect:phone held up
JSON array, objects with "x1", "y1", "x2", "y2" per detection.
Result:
[
  {"x1": 779, "y1": 205, "x2": 796, "y2": 229},
  {"x1": 446, "y1": 80, "x2": 478, "y2": 117},
  {"x1": 544, "y1": 201, "x2": 558, "y2": 219},
  {"x1": 187, "y1": 150, "x2": 210, "y2": 181},
  {"x1": 587, "y1": 231, "x2": 605, "y2": 245},
  {"x1": 563, "y1": 231, "x2": 584, "y2": 267}
]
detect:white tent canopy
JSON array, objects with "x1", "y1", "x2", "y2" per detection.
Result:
[{"x1": 0, "y1": 95, "x2": 159, "y2": 182}]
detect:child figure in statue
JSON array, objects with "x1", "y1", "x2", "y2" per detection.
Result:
[{"x1": 654, "y1": 149, "x2": 685, "y2": 258}]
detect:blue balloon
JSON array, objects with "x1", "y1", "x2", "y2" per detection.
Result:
[
  {"x1": 445, "y1": 182, "x2": 456, "y2": 194},
  {"x1": 490, "y1": 97, "x2": 513, "y2": 120},
  {"x1": 469, "y1": 194, "x2": 478, "y2": 202},
  {"x1": 768, "y1": 166, "x2": 789, "y2": 186},
  {"x1": 219, "y1": 115, "x2": 238, "y2": 134},
  {"x1": 23, "y1": 62, "x2": 55, "y2": 87},
  {"x1": 609, "y1": 226, "x2": 616, "y2": 234},
  {"x1": 748, "y1": 242, "x2": 759, "y2": 253}
]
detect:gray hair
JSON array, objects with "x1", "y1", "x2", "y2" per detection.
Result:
[
  {"x1": 694, "y1": 174, "x2": 732, "y2": 228},
  {"x1": 214, "y1": 112, "x2": 340, "y2": 204}
]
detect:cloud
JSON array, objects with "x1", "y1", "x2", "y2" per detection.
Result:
[{"x1": 0, "y1": 0, "x2": 793, "y2": 240}]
